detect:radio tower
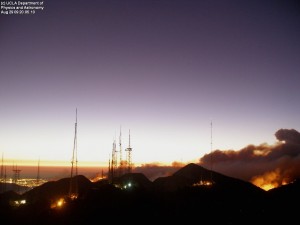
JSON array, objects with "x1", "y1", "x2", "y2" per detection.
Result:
[
  {"x1": 108, "y1": 138, "x2": 118, "y2": 183},
  {"x1": 210, "y1": 120, "x2": 213, "y2": 183},
  {"x1": 0, "y1": 153, "x2": 3, "y2": 183},
  {"x1": 112, "y1": 138, "x2": 118, "y2": 175},
  {"x1": 36, "y1": 158, "x2": 40, "y2": 186},
  {"x1": 0, "y1": 154, "x2": 4, "y2": 193},
  {"x1": 119, "y1": 126, "x2": 123, "y2": 176},
  {"x1": 108, "y1": 154, "x2": 111, "y2": 183},
  {"x1": 69, "y1": 108, "x2": 78, "y2": 200},
  {"x1": 12, "y1": 164, "x2": 21, "y2": 193},
  {"x1": 4, "y1": 166, "x2": 6, "y2": 192},
  {"x1": 125, "y1": 129, "x2": 133, "y2": 173}
]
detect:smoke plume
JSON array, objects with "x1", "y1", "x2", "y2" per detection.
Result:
[{"x1": 199, "y1": 128, "x2": 300, "y2": 189}]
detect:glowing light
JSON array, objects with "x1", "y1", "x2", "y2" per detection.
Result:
[
  {"x1": 12, "y1": 199, "x2": 26, "y2": 207},
  {"x1": 193, "y1": 180, "x2": 213, "y2": 186},
  {"x1": 69, "y1": 194, "x2": 78, "y2": 200},
  {"x1": 57, "y1": 199, "x2": 64, "y2": 207},
  {"x1": 260, "y1": 183, "x2": 275, "y2": 191},
  {"x1": 90, "y1": 175, "x2": 107, "y2": 182},
  {"x1": 51, "y1": 198, "x2": 65, "y2": 209},
  {"x1": 123, "y1": 182, "x2": 133, "y2": 189},
  {"x1": 251, "y1": 169, "x2": 281, "y2": 191}
]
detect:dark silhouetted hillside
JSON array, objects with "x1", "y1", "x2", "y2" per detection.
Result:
[
  {"x1": 153, "y1": 163, "x2": 265, "y2": 195},
  {"x1": 0, "y1": 182, "x2": 30, "y2": 194},
  {"x1": 23, "y1": 175, "x2": 93, "y2": 203},
  {"x1": 264, "y1": 178, "x2": 300, "y2": 221},
  {"x1": 113, "y1": 172, "x2": 153, "y2": 190},
  {"x1": 0, "y1": 165, "x2": 298, "y2": 224}
]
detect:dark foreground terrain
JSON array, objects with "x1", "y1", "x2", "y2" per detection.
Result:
[{"x1": 0, "y1": 163, "x2": 299, "y2": 224}]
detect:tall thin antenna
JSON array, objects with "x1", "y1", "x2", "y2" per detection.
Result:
[
  {"x1": 111, "y1": 139, "x2": 115, "y2": 181},
  {"x1": 129, "y1": 129, "x2": 131, "y2": 148},
  {"x1": 0, "y1": 154, "x2": 3, "y2": 192},
  {"x1": 0, "y1": 153, "x2": 3, "y2": 183},
  {"x1": 109, "y1": 136, "x2": 118, "y2": 183},
  {"x1": 125, "y1": 129, "x2": 132, "y2": 173},
  {"x1": 75, "y1": 109, "x2": 78, "y2": 177},
  {"x1": 1, "y1": 152, "x2": 3, "y2": 180},
  {"x1": 119, "y1": 125, "x2": 123, "y2": 176},
  {"x1": 108, "y1": 153, "x2": 111, "y2": 183},
  {"x1": 12, "y1": 164, "x2": 21, "y2": 193},
  {"x1": 210, "y1": 120, "x2": 213, "y2": 182},
  {"x1": 113, "y1": 132, "x2": 118, "y2": 175},
  {"x1": 113, "y1": 138, "x2": 117, "y2": 173},
  {"x1": 36, "y1": 158, "x2": 40, "y2": 186},
  {"x1": 4, "y1": 166, "x2": 6, "y2": 192},
  {"x1": 69, "y1": 108, "x2": 78, "y2": 199}
]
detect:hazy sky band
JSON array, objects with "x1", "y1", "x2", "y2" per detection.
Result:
[{"x1": 0, "y1": 0, "x2": 299, "y2": 165}]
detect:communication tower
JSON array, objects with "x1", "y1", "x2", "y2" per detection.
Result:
[
  {"x1": 36, "y1": 158, "x2": 40, "y2": 186},
  {"x1": 12, "y1": 164, "x2": 21, "y2": 193},
  {"x1": 119, "y1": 126, "x2": 123, "y2": 176},
  {"x1": 69, "y1": 108, "x2": 78, "y2": 199},
  {"x1": 108, "y1": 138, "x2": 118, "y2": 183},
  {"x1": 125, "y1": 129, "x2": 133, "y2": 173},
  {"x1": 0, "y1": 153, "x2": 3, "y2": 182},
  {"x1": 210, "y1": 120, "x2": 213, "y2": 183}
]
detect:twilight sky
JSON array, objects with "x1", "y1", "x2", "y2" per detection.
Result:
[{"x1": 1, "y1": 0, "x2": 299, "y2": 167}]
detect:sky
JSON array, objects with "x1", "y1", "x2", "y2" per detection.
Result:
[{"x1": 1, "y1": 0, "x2": 300, "y2": 169}]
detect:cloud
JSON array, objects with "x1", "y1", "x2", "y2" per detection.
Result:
[
  {"x1": 275, "y1": 128, "x2": 300, "y2": 144},
  {"x1": 199, "y1": 129, "x2": 300, "y2": 189}
]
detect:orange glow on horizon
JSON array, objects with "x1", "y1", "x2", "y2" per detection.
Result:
[
  {"x1": 3, "y1": 159, "x2": 109, "y2": 167},
  {"x1": 2, "y1": 158, "x2": 179, "y2": 168},
  {"x1": 250, "y1": 169, "x2": 287, "y2": 191}
]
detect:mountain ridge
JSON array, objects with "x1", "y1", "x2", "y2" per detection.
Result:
[{"x1": 0, "y1": 163, "x2": 298, "y2": 224}]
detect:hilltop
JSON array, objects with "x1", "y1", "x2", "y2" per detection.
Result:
[{"x1": 0, "y1": 163, "x2": 298, "y2": 224}]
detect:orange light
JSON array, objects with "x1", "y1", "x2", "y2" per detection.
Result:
[
  {"x1": 51, "y1": 198, "x2": 65, "y2": 209},
  {"x1": 251, "y1": 169, "x2": 281, "y2": 191},
  {"x1": 57, "y1": 199, "x2": 64, "y2": 207}
]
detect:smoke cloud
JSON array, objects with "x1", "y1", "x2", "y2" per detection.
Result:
[{"x1": 199, "y1": 128, "x2": 300, "y2": 189}]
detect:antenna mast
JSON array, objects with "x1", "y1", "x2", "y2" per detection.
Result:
[
  {"x1": 69, "y1": 108, "x2": 78, "y2": 199},
  {"x1": 119, "y1": 125, "x2": 123, "y2": 176},
  {"x1": 0, "y1": 154, "x2": 3, "y2": 192},
  {"x1": 125, "y1": 129, "x2": 133, "y2": 173},
  {"x1": 108, "y1": 153, "x2": 111, "y2": 183},
  {"x1": 111, "y1": 139, "x2": 115, "y2": 181},
  {"x1": 4, "y1": 166, "x2": 6, "y2": 192},
  {"x1": 12, "y1": 164, "x2": 21, "y2": 193},
  {"x1": 36, "y1": 158, "x2": 40, "y2": 186},
  {"x1": 0, "y1": 153, "x2": 3, "y2": 181},
  {"x1": 210, "y1": 120, "x2": 213, "y2": 183}
]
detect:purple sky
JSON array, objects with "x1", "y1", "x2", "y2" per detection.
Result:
[{"x1": 1, "y1": 0, "x2": 299, "y2": 166}]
